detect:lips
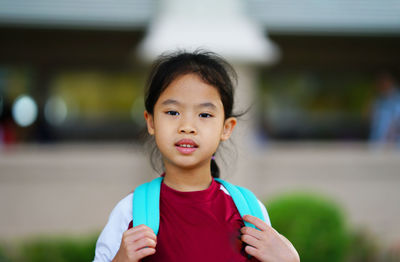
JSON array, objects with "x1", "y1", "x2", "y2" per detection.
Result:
[{"x1": 175, "y1": 139, "x2": 198, "y2": 154}]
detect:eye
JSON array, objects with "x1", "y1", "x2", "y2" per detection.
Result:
[
  {"x1": 166, "y1": 110, "x2": 179, "y2": 116},
  {"x1": 199, "y1": 113, "x2": 212, "y2": 118}
]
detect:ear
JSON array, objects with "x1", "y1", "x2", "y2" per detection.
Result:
[
  {"x1": 220, "y1": 117, "x2": 237, "y2": 141},
  {"x1": 144, "y1": 110, "x2": 155, "y2": 135}
]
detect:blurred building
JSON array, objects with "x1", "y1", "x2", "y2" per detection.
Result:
[{"x1": 1, "y1": 0, "x2": 400, "y2": 143}]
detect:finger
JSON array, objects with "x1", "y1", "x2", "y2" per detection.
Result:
[
  {"x1": 120, "y1": 233, "x2": 156, "y2": 255},
  {"x1": 241, "y1": 233, "x2": 262, "y2": 249},
  {"x1": 243, "y1": 215, "x2": 268, "y2": 231},
  {"x1": 125, "y1": 230, "x2": 157, "y2": 244},
  {"x1": 129, "y1": 224, "x2": 154, "y2": 234},
  {"x1": 135, "y1": 247, "x2": 156, "y2": 260},
  {"x1": 134, "y1": 237, "x2": 157, "y2": 251},
  {"x1": 244, "y1": 245, "x2": 260, "y2": 258},
  {"x1": 240, "y1": 226, "x2": 264, "y2": 240},
  {"x1": 124, "y1": 225, "x2": 157, "y2": 239}
]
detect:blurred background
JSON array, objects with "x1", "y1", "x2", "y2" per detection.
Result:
[{"x1": 1, "y1": 0, "x2": 400, "y2": 261}]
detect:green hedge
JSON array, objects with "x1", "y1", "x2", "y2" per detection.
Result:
[
  {"x1": 347, "y1": 229, "x2": 380, "y2": 262},
  {"x1": 265, "y1": 192, "x2": 350, "y2": 262},
  {"x1": 0, "y1": 245, "x2": 11, "y2": 262},
  {"x1": 3, "y1": 234, "x2": 98, "y2": 262}
]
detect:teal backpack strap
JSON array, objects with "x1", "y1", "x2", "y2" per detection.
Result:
[
  {"x1": 236, "y1": 185, "x2": 269, "y2": 226},
  {"x1": 132, "y1": 177, "x2": 163, "y2": 235},
  {"x1": 215, "y1": 178, "x2": 266, "y2": 230}
]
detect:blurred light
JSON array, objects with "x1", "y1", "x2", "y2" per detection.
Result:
[
  {"x1": 12, "y1": 95, "x2": 38, "y2": 127},
  {"x1": 44, "y1": 96, "x2": 68, "y2": 126}
]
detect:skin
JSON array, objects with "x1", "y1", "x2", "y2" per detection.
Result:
[
  {"x1": 242, "y1": 215, "x2": 300, "y2": 262},
  {"x1": 113, "y1": 73, "x2": 299, "y2": 262}
]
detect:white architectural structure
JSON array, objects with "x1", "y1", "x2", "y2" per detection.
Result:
[{"x1": 137, "y1": 0, "x2": 279, "y2": 64}]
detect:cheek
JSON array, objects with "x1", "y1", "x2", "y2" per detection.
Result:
[
  {"x1": 204, "y1": 122, "x2": 224, "y2": 141},
  {"x1": 153, "y1": 119, "x2": 173, "y2": 146},
  {"x1": 154, "y1": 132, "x2": 170, "y2": 154},
  {"x1": 153, "y1": 115, "x2": 171, "y2": 132}
]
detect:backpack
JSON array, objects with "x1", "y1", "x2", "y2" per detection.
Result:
[{"x1": 132, "y1": 177, "x2": 269, "y2": 235}]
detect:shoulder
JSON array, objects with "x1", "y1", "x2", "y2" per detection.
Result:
[
  {"x1": 102, "y1": 193, "x2": 133, "y2": 232},
  {"x1": 93, "y1": 193, "x2": 133, "y2": 262},
  {"x1": 110, "y1": 193, "x2": 133, "y2": 222},
  {"x1": 217, "y1": 181, "x2": 271, "y2": 226}
]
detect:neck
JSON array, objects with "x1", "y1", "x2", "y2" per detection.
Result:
[{"x1": 162, "y1": 162, "x2": 213, "y2": 192}]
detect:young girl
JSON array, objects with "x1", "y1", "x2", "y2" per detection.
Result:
[{"x1": 93, "y1": 50, "x2": 299, "y2": 262}]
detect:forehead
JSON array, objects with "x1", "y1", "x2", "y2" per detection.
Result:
[{"x1": 157, "y1": 73, "x2": 223, "y2": 108}]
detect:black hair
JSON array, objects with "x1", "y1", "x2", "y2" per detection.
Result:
[{"x1": 144, "y1": 49, "x2": 238, "y2": 178}]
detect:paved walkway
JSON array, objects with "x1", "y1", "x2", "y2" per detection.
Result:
[{"x1": 0, "y1": 143, "x2": 399, "y2": 245}]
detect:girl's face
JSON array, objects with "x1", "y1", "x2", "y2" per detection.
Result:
[{"x1": 144, "y1": 73, "x2": 236, "y2": 172}]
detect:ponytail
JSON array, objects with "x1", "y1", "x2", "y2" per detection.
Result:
[{"x1": 210, "y1": 155, "x2": 220, "y2": 178}]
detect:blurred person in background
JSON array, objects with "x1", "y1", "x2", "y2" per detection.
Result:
[{"x1": 369, "y1": 72, "x2": 400, "y2": 149}]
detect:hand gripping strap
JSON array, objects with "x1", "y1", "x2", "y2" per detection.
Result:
[
  {"x1": 132, "y1": 177, "x2": 163, "y2": 235},
  {"x1": 215, "y1": 178, "x2": 266, "y2": 230}
]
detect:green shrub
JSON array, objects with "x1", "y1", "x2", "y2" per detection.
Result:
[
  {"x1": 15, "y1": 234, "x2": 98, "y2": 262},
  {"x1": 0, "y1": 244, "x2": 11, "y2": 262},
  {"x1": 265, "y1": 192, "x2": 350, "y2": 262},
  {"x1": 347, "y1": 228, "x2": 379, "y2": 262}
]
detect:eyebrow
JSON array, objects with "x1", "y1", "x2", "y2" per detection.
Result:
[
  {"x1": 161, "y1": 99, "x2": 180, "y2": 106},
  {"x1": 197, "y1": 102, "x2": 217, "y2": 110},
  {"x1": 160, "y1": 99, "x2": 217, "y2": 110}
]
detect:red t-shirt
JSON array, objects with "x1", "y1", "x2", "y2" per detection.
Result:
[{"x1": 128, "y1": 178, "x2": 258, "y2": 262}]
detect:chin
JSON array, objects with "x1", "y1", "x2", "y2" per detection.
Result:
[{"x1": 172, "y1": 157, "x2": 209, "y2": 170}]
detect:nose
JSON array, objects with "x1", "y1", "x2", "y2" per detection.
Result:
[
  {"x1": 179, "y1": 125, "x2": 196, "y2": 134},
  {"x1": 179, "y1": 118, "x2": 197, "y2": 134}
]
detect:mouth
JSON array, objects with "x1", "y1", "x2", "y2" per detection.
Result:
[{"x1": 175, "y1": 139, "x2": 198, "y2": 154}]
